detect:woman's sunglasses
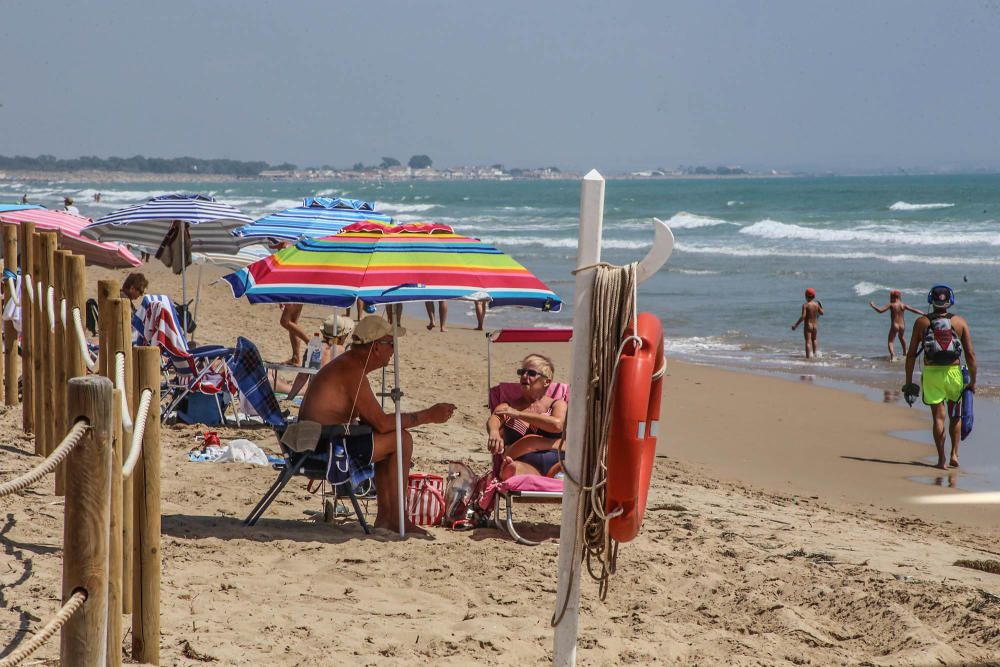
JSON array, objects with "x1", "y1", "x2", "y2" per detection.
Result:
[{"x1": 516, "y1": 368, "x2": 545, "y2": 379}]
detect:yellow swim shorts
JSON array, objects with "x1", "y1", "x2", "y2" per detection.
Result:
[{"x1": 921, "y1": 365, "x2": 964, "y2": 405}]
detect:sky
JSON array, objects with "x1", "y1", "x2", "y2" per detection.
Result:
[{"x1": 1, "y1": 1, "x2": 999, "y2": 173}]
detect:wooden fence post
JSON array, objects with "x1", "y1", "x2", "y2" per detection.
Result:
[
  {"x1": 18, "y1": 222, "x2": 35, "y2": 433},
  {"x1": 66, "y1": 256, "x2": 87, "y2": 380},
  {"x1": 97, "y1": 279, "x2": 119, "y2": 378},
  {"x1": 107, "y1": 386, "x2": 123, "y2": 667},
  {"x1": 40, "y1": 232, "x2": 58, "y2": 457},
  {"x1": 31, "y1": 232, "x2": 44, "y2": 452},
  {"x1": 1, "y1": 222, "x2": 17, "y2": 405},
  {"x1": 61, "y1": 376, "x2": 112, "y2": 667},
  {"x1": 131, "y1": 346, "x2": 161, "y2": 664},
  {"x1": 111, "y1": 297, "x2": 135, "y2": 616},
  {"x1": 54, "y1": 249, "x2": 71, "y2": 496}
]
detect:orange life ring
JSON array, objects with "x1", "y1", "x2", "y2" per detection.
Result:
[{"x1": 606, "y1": 312, "x2": 664, "y2": 543}]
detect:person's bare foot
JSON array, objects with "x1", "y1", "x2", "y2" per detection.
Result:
[
  {"x1": 949, "y1": 458, "x2": 960, "y2": 468},
  {"x1": 474, "y1": 326, "x2": 484, "y2": 331},
  {"x1": 439, "y1": 327, "x2": 448, "y2": 332},
  {"x1": 281, "y1": 356, "x2": 300, "y2": 366},
  {"x1": 935, "y1": 460, "x2": 948, "y2": 470},
  {"x1": 426, "y1": 322, "x2": 435, "y2": 330}
]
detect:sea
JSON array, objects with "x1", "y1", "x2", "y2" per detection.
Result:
[{"x1": 4, "y1": 173, "x2": 998, "y2": 488}]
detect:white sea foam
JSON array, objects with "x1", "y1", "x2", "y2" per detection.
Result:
[
  {"x1": 672, "y1": 268, "x2": 721, "y2": 276},
  {"x1": 677, "y1": 242, "x2": 1000, "y2": 266},
  {"x1": 852, "y1": 282, "x2": 925, "y2": 297},
  {"x1": 665, "y1": 336, "x2": 743, "y2": 354},
  {"x1": 740, "y1": 219, "x2": 1000, "y2": 246},
  {"x1": 482, "y1": 236, "x2": 647, "y2": 250},
  {"x1": 889, "y1": 201, "x2": 955, "y2": 211},
  {"x1": 726, "y1": 200, "x2": 744, "y2": 207},
  {"x1": 378, "y1": 202, "x2": 440, "y2": 213},
  {"x1": 665, "y1": 211, "x2": 736, "y2": 229}
]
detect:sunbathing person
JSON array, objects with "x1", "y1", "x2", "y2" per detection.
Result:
[
  {"x1": 298, "y1": 316, "x2": 456, "y2": 534},
  {"x1": 487, "y1": 354, "x2": 567, "y2": 480}
]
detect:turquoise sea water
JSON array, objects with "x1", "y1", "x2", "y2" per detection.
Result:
[
  {"x1": 4, "y1": 173, "x2": 999, "y2": 489},
  {"x1": 7, "y1": 173, "x2": 997, "y2": 384}
]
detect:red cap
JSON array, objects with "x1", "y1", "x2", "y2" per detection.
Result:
[
  {"x1": 804, "y1": 288, "x2": 816, "y2": 298},
  {"x1": 890, "y1": 289, "x2": 901, "y2": 298}
]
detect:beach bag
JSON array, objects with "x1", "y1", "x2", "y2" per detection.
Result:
[
  {"x1": 406, "y1": 473, "x2": 445, "y2": 526},
  {"x1": 443, "y1": 461, "x2": 476, "y2": 528},
  {"x1": 922, "y1": 313, "x2": 962, "y2": 364}
]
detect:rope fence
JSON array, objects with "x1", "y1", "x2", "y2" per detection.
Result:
[
  {"x1": 71, "y1": 307, "x2": 97, "y2": 372},
  {"x1": 0, "y1": 420, "x2": 88, "y2": 498},
  {"x1": 0, "y1": 589, "x2": 87, "y2": 667},
  {"x1": 123, "y1": 389, "x2": 153, "y2": 479}
]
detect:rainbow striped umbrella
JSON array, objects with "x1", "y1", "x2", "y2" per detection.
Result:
[{"x1": 223, "y1": 221, "x2": 562, "y2": 311}]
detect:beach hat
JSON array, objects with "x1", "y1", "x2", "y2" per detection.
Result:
[
  {"x1": 352, "y1": 315, "x2": 405, "y2": 344},
  {"x1": 64, "y1": 196, "x2": 74, "y2": 205},
  {"x1": 928, "y1": 284, "x2": 954, "y2": 309},
  {"x1": 804, "y1": 287, "x2": 816, "y2": 298},
  {"x1": 321, "y1": 314, "x2": 355, "y2": 339}
]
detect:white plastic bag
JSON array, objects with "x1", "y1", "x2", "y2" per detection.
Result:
[{"x1": 214, "y1": 439, "x2": 269, "y2": 466}]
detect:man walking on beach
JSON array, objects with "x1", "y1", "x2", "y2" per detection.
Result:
[
  {"x1": 903, "y1": 285, "x2": 976, "y2": 469},
  {"x1": 298, "y1": 316, "x2": 456, "y2": 534},
  {"x1": 869, "y1": 289, "x2": 923, "y2": 362},
  {"x1": 791, "y1": 287, "x2": 823, "y2": 359}
]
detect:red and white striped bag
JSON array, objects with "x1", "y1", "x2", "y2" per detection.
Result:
[{"x1": 406, "y1": 473, "x2": 445, "y2": 527}]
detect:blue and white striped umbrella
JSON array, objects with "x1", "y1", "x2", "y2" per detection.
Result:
[
  {"x1": 234, "y1": 196, "x2": 394, "y2": 242},
  {"x1": 84, "y1": 193, "x2": 255, "y2": 253}
]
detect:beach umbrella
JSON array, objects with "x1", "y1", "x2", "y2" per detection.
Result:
[
  {"x1": 223, "y1": 221, "x2": 562, "y2": 536},
  {"x1": 189, "y1": 244, "x2": 272, "y2": 326},
  {"x1": 83, "y1": 193, "x2": 254, "y2": 253},
  {"x1": 84, "y1": 193, "x2": 255, "y2": 330},
  {"x1": 222, "y1": 221, "x2": 563, "y2": 310},
  {"x1": 234, "y1": 196, "x2": 394, "y2": 243},
  {"x1": 0, "y1": 205, "x2": 142, "y2": 269}
]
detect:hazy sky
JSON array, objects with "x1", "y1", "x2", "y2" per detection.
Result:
[{"x1": 2, "y1": 1, "x2": 998, "y2": 173}]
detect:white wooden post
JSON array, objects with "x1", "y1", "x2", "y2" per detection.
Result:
[{"x1": 552, "y1": 169, "x2": 605, "y2": 666}]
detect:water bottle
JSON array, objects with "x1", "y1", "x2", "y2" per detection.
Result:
[{"x1": 305, "y1": 333, "x2": 323, "y2": 369}]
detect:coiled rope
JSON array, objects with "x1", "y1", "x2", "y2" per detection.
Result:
[
  {"x1": 122, "y1": 389, "x2": 153, "y2": 479},
  {"x1": 5, "y1": 277, "x2": 17, "y2": 306},
  {"x1": 114, "y1": 352, "x2": 133, "y2": 432},
  {"x1": 553, "y1": 261, "x2": 638, "y2": 626},
  {"x1": 0, "y1": 420, "x2": 89, "y2": 498},
  {"x1": 71, "y1": 308, "x2": 97, "y2": 372},
  {"x1": 46, "y1": 286, "x2": 55, "y2": 333},
  {"x1": 0, "y1": 588, "x2": 87, "y2": 667}
]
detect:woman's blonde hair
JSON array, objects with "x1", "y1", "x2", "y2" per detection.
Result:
[{"x1": 521, "y1": 353, "x2": 554, "y2": 379}]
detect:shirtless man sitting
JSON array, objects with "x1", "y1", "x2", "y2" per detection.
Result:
[
  {"x1": 791, "y1": 287, "x2": 824, "y2": 359},
  {"x1": 869, "y1": 289, "x2": 923, "y2": 362},
  {"x1": 298, "y1": 315, "x2": 456, "y2": 534}
]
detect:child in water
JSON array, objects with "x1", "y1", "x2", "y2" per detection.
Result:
[
  {"x1": 869, "y1": 289, "x2": 923, "y2": 362},
  {"x1": 791, "y1": 288, "x2": 824, "y2": 359}
]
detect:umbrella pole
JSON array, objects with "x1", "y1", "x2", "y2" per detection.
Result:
[
  {"x1": 180, "y1": 223, "x2": 188, "y2": 334},
  {"x1": 192, "y1": 263, "x2": 204, "y2": 345},
  {"x1": 391, "y1": 319, "x2": 405, "y2": 538}
]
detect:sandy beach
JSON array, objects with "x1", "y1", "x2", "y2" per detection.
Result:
[{"x1": 1, "y1": 260, "x2": 998, "y2": 666}]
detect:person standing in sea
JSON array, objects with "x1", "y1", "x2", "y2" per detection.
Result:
[
  {"x1": 791, "y1": 287, "x2": 824, "y2": 359},
  {"x1": 903, "y1": 285, "x2": 976, "y2": 469},
  {"x1": 869, "y1": 289, "x2": 924, "y2": 362}
]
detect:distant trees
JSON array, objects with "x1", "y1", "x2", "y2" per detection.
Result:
[
  {"x1": 0, "y1": 154, "x2": 282, "y2": 176},
  {"x1": 408, "y1": 155, "x2": 432, "y2": 169},
  {"x1": 380, "y1": 157, "x2": 401, "y2": 169}
]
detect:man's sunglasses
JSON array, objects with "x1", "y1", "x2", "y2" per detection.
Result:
[{"x1": 516, "y1": 368, "x2": 545, "y2": 379}]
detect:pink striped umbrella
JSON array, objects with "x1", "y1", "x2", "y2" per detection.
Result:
[{"x1": 0, "y1": 207, "x2": 141, "y2": 269}]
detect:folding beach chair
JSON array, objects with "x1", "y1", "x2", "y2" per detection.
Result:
[
  {"x1": 231, "y1": 336, "x2": 371, "y2": 533},
  {"x1": 485, "y1": 327, "x2": 572, "y2": 545},
  {"x1": 136, "y1": 294, "x2": 237, "y2": 424}
]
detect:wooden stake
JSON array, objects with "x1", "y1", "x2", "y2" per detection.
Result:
[
  {"x1": 1, "y1": 222, "x2": 17, "y2": 406},
  {"x1": 107, "y1": 386, "x2": 123, "y2": 667},
  {"x1": 31, "y1": 232, "x2": 44, "y2": 453},
  {"x1": 41, "y1": 232, "x2": 58, "y2": 458},
  {"x1": 112, "y1": 298, "x2": 134, "y2": 616},
  {"x1": 96, "y1": 279, "x2": 120, "y2": 379},
  {"x1": 61, "y1": 376, "x2": 112, "y2": 667},
  {"x1": 19, "y1": 222, "x2": 35, "y2": 433},
  {"x1": 54, "y1": 250, "x2": 70, "y2": 496},
  {"x1": 131, "y1": 346, "x2": 161, "y2": 664}
]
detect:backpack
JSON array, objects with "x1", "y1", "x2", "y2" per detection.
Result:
[{"x1": 922, "y1": 313, "x2": 962, "y2": 364}]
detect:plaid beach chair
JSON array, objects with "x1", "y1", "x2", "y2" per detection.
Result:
[
  {"x1": 136, "y1": 294, "x2": 237, "y2": 424},
  {"x1": 232, "y1": 336, "x2": 371, "y2": 533}
]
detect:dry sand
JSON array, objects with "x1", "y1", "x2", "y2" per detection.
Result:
[{"x1": 1, "y1": 261, "x2": 998, "y2": 666}]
